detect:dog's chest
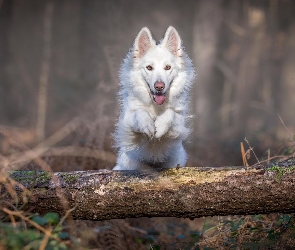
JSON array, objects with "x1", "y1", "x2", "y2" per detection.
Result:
[{"x1": 146, "y1": 103, "x2": 167, "y2": 120}]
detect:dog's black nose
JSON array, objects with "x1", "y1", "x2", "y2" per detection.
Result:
[{"x1": 154, "y1": 81, "x2": 165, "y2": 91}]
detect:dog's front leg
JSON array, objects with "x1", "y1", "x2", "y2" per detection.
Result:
[
  {"x1": 166, "y1": 112, "x2": 190, "y2": 139},
  {"x1": 154, "y1": 109, "x2": 174, "y2": 138},
  {"x1": 125, "y1": 109, "x2": 155, "y2": 138}
]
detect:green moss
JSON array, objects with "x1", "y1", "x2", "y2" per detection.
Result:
[
  {"x1": 10, "y1": 170, "x2": 34, "y2": 184},
  {"x1": 60, "y1": 173, "x2": 79, "y2": 184},
  {"x1": 267, "y1": 165, "x2": 295, "y2": 181},
  {"x1": 10, "y1": 170, "x2": 51, "y2": 186},
  {"x1": 36, "y1": 172, "x2": 51, "y2": 182},
  {"x1": 11, "y1": 171, "x2": 81, "y2": 186},
  {"x1": 19, "y1": 170, "x2": 35, "y2": 176}
]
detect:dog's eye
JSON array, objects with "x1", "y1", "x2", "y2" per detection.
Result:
[
  {"x1": 146, "y1": 65, "x2": 153, "y2": 71},
  {"x1": 165, "y1": 65, "x2": 171, "y2": 70}
]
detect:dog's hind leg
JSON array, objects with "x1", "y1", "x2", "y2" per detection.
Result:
[
  {"x1": 113, "y1": 151, "x2": 139, "y2": 170},
  {"x1": 162, "y1": 143, "x2": 187, "y2": 168}
]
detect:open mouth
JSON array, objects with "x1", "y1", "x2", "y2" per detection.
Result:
[
  {"x1": 145, "y1": 79, "x2": 167, "y2": 105},
  {"x1": 152, "y1": 92, "x2": 166, "y2": 105}
]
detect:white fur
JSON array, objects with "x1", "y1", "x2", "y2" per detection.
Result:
[{"x1": 113, "y1": 26, "x2": 195, "y2": 170}]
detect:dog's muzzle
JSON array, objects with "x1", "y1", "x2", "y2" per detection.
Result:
[{"x1": 153, "y1": 81, "x2": 166, "y2": 105}]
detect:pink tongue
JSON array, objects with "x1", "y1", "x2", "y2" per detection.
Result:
[{"x1": 154, "y1": 95, "x2": 166, "y2": 105}]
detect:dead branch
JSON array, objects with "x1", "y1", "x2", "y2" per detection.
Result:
[{"x1": 2, "y1": 164, "x2": 295, "y2": 221}]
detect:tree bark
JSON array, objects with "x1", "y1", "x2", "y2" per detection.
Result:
[{"x1": 2, "y1": 163, "x2": 295, "y2": 220}]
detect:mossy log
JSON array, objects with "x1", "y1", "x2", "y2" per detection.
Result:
[{"x1": 3, "y1": 164, "x2": 295, "y2": 220}]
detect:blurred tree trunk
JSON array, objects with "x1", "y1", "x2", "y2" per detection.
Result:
[
  {"x1": 3, "y1": 165, "x2": 295, "y2": 220},
  {"x1": 232, "y1": 4, "x2": 263, "y2": 137},
  {"x1": 280, "y1": 22, "x2": 295, "y2": 134},
  {"x1": 193, "y1": 0, "x2": 224, "y2": 136},
  {"x1": 217, "y1": 1, "x2": 245, "y2": 138},
  {"x1": 0, "y1": 0, "x2": 13, "y2": 121}
]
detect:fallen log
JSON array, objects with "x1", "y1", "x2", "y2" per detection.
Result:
[{"x1": 2, "y1": 162, "x2": 295, "y2": 220}]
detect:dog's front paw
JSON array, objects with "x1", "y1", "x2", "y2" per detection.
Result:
[
  {"x1": 167, "y1": 126, "x2": 190, "y2": 139},
  {"x1": 141, "y1": 121, "x2": 155, "y2": 138},
  {"x1": 155, "y1": 118, "x2": 170, "y2": 138},
  {"x1": 166, "y1": 129, "x2": 180, "y2": 139},
  {"x1": 135, "y1": 111, "x2": 155, "y2": 138}
]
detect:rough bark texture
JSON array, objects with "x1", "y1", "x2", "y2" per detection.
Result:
[{"x1": 3, "y1": 163, "x2": 295, "y2": 220}]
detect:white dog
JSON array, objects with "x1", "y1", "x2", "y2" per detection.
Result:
[{"x1": 113, "y1": 26, "x2": 195, "y2": 170}]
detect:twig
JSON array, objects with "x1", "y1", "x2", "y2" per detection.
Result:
[
  {"x1": 1, "y1": 201, "x2": 28, "y2": 230},
  {"x1": 240, "y1": 142, "x2": 249, "y2": 166},
  {"x1": 0, "y1": 175, "x2": 30, "y2": 207},
  {"x1": 2, "y1": 208, "x2": 63, "y2": 243},
  {"x1": 252, "y1": 155, "x2": 292, "y2": 167},
  {"x1": 124, "y1": 222, "x2": 147, "y2": 234},
  {"x1": 267, "y1": 149, "x2": 271, "y2": 164},
  {"x1": 278, "y1": 113, "x2": 295, "y2": 146},
  {"x1": 1, "y1": 118, "x2": 81, "y2": 171},
  {"x1": 56, "y1": 205, "x2": 77, "y2": 229},
  {"x1": 7, "y1": 145, "x2": 116, "y2": 167},
  {"x1": 39, "y1": 227, "x2": 52, "y2": 250},
  {"x1": 8, "y1": 213, "x2": 16, "y2": 228},
  {"x1": 0, "y1": 119, "x2": 80, "y2": 236},
  {"x1": 244, "y1": 137, "x2": 261, "y2": 166},
  {"x1": 6, "y1": 176, "x2": 31, "y2": 203}
]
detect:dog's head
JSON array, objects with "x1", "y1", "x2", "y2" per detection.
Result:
[{"x1": 132, "y1": 26, "x2": 185, "y2": 105}]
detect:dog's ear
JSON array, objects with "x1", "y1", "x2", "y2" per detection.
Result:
[
  {"x1": 162, "y1": 26, "x2": 182, "y2": 56},
  {"x1": 133, "y1": 27, "x2": 155, "y2": 58}
]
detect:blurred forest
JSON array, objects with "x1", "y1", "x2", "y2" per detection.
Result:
[{"x1": 0, "y1": 0, "x2": 295, "y2": 169}]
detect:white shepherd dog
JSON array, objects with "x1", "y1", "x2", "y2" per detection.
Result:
[{"x1": 113, "y1": 26, "x2": 195, "y2": 170}]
